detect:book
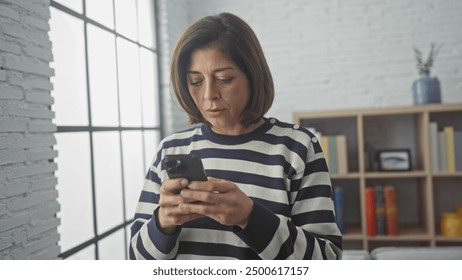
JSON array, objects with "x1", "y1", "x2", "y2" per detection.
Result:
[
  {"x1": 333, "y1": 186, "x2": 345, "y2": 234},
  {"x1": 328, "y1": 136, "x2": 338, "y2": 174},
  {"x1": 336, "y1": 135, "x2": 348, "y2": 174},
  {"x1": 454, "y1": 131, "x2": 462, "y2": 172},
  {"x1": 320, "y1": 136, "x2": 330, "y2": 169},
  {"x1": 384, "y1": 186, "x2": 398, "y2": 235},
  {"x1": 374, "y1": 185, "x2": 386, "y2": 235},
  {"x1": 438, "y1": 131, "x2": 447, "y2": 172},
  {"x1": 444, "y1": 126, "x2": 456, "y2": 173},
  {"x1": 365, "y1": 187, "x2": 376, "y2": 236},
  {"x1": 428, "y1": 122, "x2": 439, "y2": 173}
]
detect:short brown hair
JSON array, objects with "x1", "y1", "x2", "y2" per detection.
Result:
[{"x1": 170, "y1": 12, "x2": 274, "y2": 126}]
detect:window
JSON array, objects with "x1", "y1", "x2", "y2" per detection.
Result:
[{"x1": 50, "y1": 0, "x2": 161, "y2": 259}]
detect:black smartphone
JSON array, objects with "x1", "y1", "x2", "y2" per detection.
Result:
[{"x1": 161, "y1": 154, "x2": 207, "y2": 181}]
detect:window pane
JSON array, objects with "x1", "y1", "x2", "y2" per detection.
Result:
[
  {"x1": 86, "y1": 0, "x2": 114, "y2": 29},
  {"x1": 143, "y1": 130, "x2": 160, "y2": 169},
  {"x1": 55, "y1": 133, "x2": 93, "y2": 252},
  {"x1": 126, "y1": 225, "x2": 132, "y2": 253},
  {"x1": 140, "y1": 48, "x2": 159, "y2": 127},
  {"x1": 117, "y1": 38, "x2": 142, "y2": 127},
  {"x1": 121, "y1": 131, "x2": 145, "y2": 219},
  {"x1": 87, "y1": 24, "x2": 119, "y2": 126},
  {"x1": 53, "y1": 0, "x2": 82, "y2": 13},
  {"x1": 93, "y1": 132, "x2": 124, "y2": 234},
  {"x1": 50, "y1": 8, "x2": 88, "y2": 126},
  {"x1": 99, "y1": 229, "x2": 126, "y2": 260},
  {"x1": 137, "y1": 0, "x2": 156, "y2": 48},
  {"x1": 114, "y1": 0, "x2": 137, "y2": 40},
  {"x1": 66, "y1": 245, "x2": 95, "y2": 260}
]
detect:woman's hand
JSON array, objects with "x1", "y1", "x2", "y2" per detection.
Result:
[
  {"x1": 178, "y1": 177, "x2": 254, "y2": 229},
  {"x1": 157, "y1": 178, "x2": 203, "y2": 234}
]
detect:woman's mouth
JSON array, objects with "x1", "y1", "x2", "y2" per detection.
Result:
[
  {"x1": 207, "y1": 108, "x2": 224, "y2": 112},
  {"x1": 206, "y1": 109, "x2": 225, "y2": 115}
]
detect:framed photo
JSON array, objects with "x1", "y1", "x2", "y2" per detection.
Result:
[{"x1": 377, "y1": 149, "x2": 412, "y2": 171}]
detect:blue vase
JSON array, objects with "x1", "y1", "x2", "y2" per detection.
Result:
[{"x1": 412, "y1": 74, "x2": 441, "y2": 105}]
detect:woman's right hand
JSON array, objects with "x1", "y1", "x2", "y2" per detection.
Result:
[{"x1": 157, "y1": 178, "x2": 203, "y2": 234}]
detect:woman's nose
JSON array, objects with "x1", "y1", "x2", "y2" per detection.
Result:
[{"x1": 203, "y1": 81, "x2": 219, "y2": 100}]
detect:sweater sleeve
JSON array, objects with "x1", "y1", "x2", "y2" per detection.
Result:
[
  {"x1": 129, "y1": 161, "x2": 181, "y2": 260},
  {"x1": 129, "y1": 208, "x2": 181, "y2": 260},
  {"x1": 235, "y1": 136, "x2": 343, "y2": 260}
]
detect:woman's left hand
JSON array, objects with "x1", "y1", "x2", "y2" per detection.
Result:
[{"x1": 178, "y1": 177, "x2": 253, "y2": 229}]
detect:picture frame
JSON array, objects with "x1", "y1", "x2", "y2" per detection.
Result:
[{"x1": 376, "y1": 149, "x2": 412, "y2": 171}]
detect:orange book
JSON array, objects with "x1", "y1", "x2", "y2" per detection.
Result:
[
  {"x1": 365, "y1": 188, "x2": 376, "y2": 236},
  {"x1": 384, "y1": 186, "x2": 398, "y2": 235}
]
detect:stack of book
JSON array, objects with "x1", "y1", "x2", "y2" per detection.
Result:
[
  {"x1": 365, "y1": 185, "x2": 398, "y2": 236},
  {"x1": 429, "y1": 123, "x2": 462, "y2": 173},
  {"x1": 319, "y1": 134, "x2": 349, "y2": 175}
]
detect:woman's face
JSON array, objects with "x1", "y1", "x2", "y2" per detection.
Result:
[{"x1": 187, "y1": 47, "x2": 252, "y2": 135}]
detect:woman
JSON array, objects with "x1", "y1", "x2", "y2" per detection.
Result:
[{"x1": 129, "y1": 12, "x2": 342, "y2": 260}]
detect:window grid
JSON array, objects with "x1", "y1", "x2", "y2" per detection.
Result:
[{"x1": 50, "y1": 0, "x2": 162, "y2": 259}]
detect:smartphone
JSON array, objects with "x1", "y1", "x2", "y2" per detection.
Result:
[{"x1": 161, "y1": 154, "x2": 207, "y2": 181}]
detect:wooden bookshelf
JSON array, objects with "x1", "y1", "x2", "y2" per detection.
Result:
[{"x1": 294, "y1": 103, "x2": 462, "y2": 251}]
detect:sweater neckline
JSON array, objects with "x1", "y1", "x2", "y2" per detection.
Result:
[{"x1": 200, "y1": 118, "x2": 273, "y2": 145}]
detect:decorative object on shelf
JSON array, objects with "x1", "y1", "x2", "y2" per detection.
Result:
[
  {"x1": 376, "y1": 149, "x2": 412, "y2": 171},
  {"x1": 412, "y1": 43, "x2": 443, "y2": 105},
  {"x1": 441, "y1": 212, "x2": 462, "y2": 237}
]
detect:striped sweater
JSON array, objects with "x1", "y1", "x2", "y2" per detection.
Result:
[{"x1": 129, "y1": 118, "x2": 342, "y2": 260}]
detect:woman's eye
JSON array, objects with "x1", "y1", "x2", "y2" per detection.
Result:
[
  {"x1": 190, "y1": 80, "x2": 202, "y2": 87},
  {"x1": 217, "y1": 77, "x2": 233, "y2": 84}
]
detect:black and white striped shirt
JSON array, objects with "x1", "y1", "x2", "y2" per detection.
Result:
[{"x1": 129, "y1": 118, "x2": 342, "y2": 260}]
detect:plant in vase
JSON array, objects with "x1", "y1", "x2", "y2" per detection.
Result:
[{"x1": 412, "y1": 43, "x2": 443, "y2": 105}]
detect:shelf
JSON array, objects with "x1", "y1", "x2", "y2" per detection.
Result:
[
  {"x1": 294, "y1": 103, "x2": 462, "y2": 251},
  {"x1": 364, "y1": 171, "x2": 427, "y2": 179},
  {"x1": 330, "y1": 173, "x2": 360, "y2": 180},
  {"x1": 366, "y1": 225, "x2": 431, "y2": 241},
  {"x1": 435, "y1": 236, "x2": 462, "y2": 242},
  {"x1": 432, "y1": 172, "x2": 462, "y2": 178},
  {"x1": 367, "y1": 235, "x2": 431, "y2": 241}
]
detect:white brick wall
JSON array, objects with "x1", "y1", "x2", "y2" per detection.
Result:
[
  {"x1": 158, "y1": 0, "x2": 193, "y2": 136},
  {"x1": 162, "y1": 0, "x2": 462, "y2": 132},
  {"x1": 0, "y1": 0, "x2": 59, "y2": 259}
]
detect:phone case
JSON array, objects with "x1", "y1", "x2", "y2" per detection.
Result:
[{"x1": 161, "y1": 154, "x2": 207, "y2": 181}]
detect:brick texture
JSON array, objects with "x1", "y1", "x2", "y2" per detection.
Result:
[{"x1": 0, "y1": 0, "x2": 59, "y2": 259}]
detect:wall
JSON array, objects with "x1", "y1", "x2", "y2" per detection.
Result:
[
  {"x1": 158, "y1": 0, "x2": 193, "y2": 136},
  {"x1": 0, "y1": 0, "x2": 59, "y2": 259},
  {"x1": 162, "y1": 0, "x2": 462, "y2": 133}
]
